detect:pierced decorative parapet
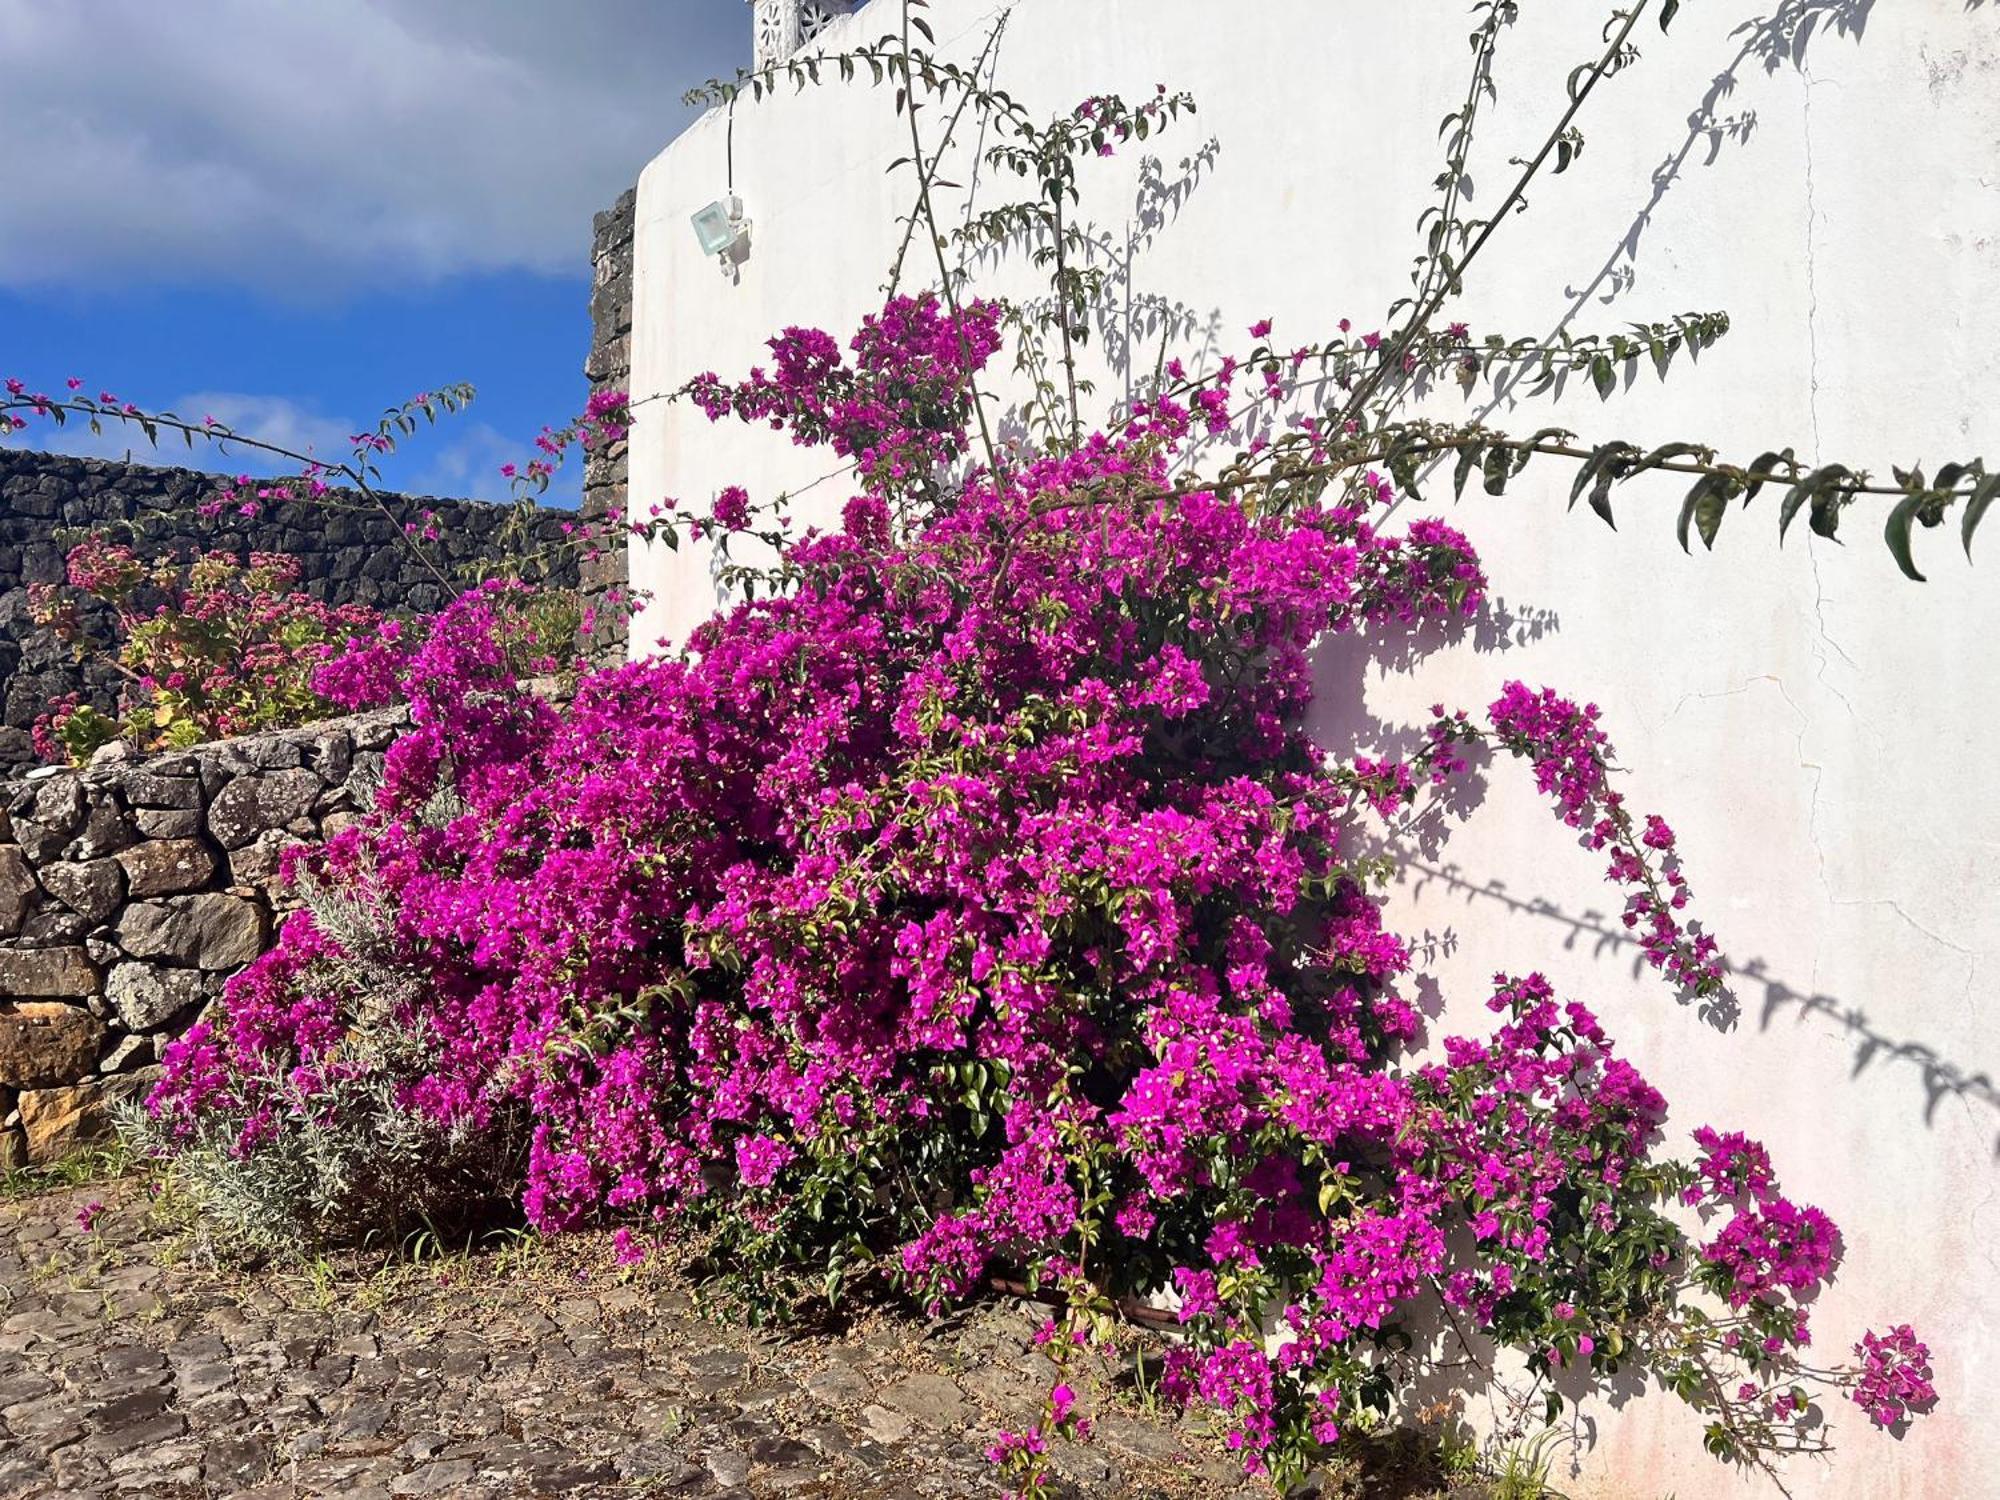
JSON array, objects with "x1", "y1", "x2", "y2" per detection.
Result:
[{"x1": 750, "y1": 0, "x2": 857, "y2": 70}]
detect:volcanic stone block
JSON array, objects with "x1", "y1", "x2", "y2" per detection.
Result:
[
  {"x1": 206, "y1": 770, "x2": 321, "y2": 848},
  {"x1": 104, "y1": 964, "x2": 209, "y2": 1033},
  {"x1": 115, "y1": 893, "x2": 267, "y2": 970},
  {"x1": 133, "y1": 809, "x2": 202, "y2": 840},
  {"x1": 17, "y1": 1082, "x2": 109, "y2": 1163},
  {"x1": 39, "y1": 859, "x2": 125, "y2": 923},
  {"x1": 27, "y1": 778, "x2": 85, "y2": 841},
  {"x1": 115, "y1": 838, "x2": 218, "y2": 898},
  {"x1": 69, "y1": 800, "x2": 137, "y2": 860},
  {"x1": 228, "y1": 830, "x2": 300, "y2": 894},
  {"x1": 17, "y1": 909, "x2": 91, "y2": 946},
  {"x1": 9, "y1": 818, "x2": 66, "y2": 865},
  {"x1": 0, "y1": 846, "x2": 36, "y2": 935},
  {"x1": 123, "y1": 772, "x2": 200, "y2": 810},
  {"x1": 0, "y1": 1002, "x2": 106, "y2": 1087},
  {"x1": 98, "y1": 1032, "x2": 155, "y2": 1074},
  {"x1": 0, "y1": 947, "x2": 99, "y2": 999}
]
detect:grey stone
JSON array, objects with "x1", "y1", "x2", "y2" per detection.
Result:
[
  {"x1": 228, "y1": 830, "x2": 300, "y2": 891},
  {"x1": 0, "y1": 947, "x2": 99, "y2": 1000},
  {"x1": 206, "y1": 770, "x2": 322, "y2": 847},
  {"x1": 244, "y1": 737, "x2": 304, "y2": 771},
  {"x1": 134, "y1": 807, "x2": 202, "y2": 839},
  {"x1": 705, "y1": 1449, "x2": 752, "y2": 1487},
  {"x1": 38, "y1": 857, "x2": 124, "y2": 922},
  {"x1": 16, "y1": 906, "x2": 90, "y2": 945},
  {"x1": 202, "y1": 1433, "x2": 274, "y2": 1487},
  {"x1": 353, "y1": 713, "x2": 404, "y2": 751},
  {"x1": 28, "y1": 778, "x2": 85, "y2": 840},
  {"x1": 804, "y1": 1364, "x2": 873, "y2": 1406},
  {"x1": 90, "y1": 1385, "x2": 173, "y2": 1429},
  {"x1": 175, "y1": 1362, "x2": 235, "y2": 1401},
  {"x1": 122, "y1": 772, "x2": 200, "y2": 810},
  {"x1": 68, "y1": 798, "x2": 136, "y2": 859},
  {"x1": 303, "y1": 730, "x2": 354, "y2": 783},
  {"x1": 0, "y1": 845, "x2": 36, "y2": 935},
  {"x1": 10, "y1": 817, "x2": 65, "y2": 864},
  {"x1": 104, "y1": 964, "x2": 209, "y2": 1032},
  {"x1": 328, "y1": 1397, "x2": 391, "y2": 1441},
  {"x1": 878, "y1": 1373, "x2": 968, "y2": 1430},
  {"x1": 114, "y1": 893, "x2": 266, "y2": 969},
  {"x1": 1097, "y1": 1413, "x2": 1182, "y2": 1463},
  {"x1": 390, "y1": 1459, "x2": 478, "y2": 1496},
  {"x1": 857, "y1": 1404, "x2": 914, "y2": 1445},
  {"x1": 115, "y1": 837, "x2": 217, "y2": 898}
]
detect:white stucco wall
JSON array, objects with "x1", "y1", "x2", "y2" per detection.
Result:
[{"x1": 627, "y1": 3, "x2": 2000, "y2": 1494}]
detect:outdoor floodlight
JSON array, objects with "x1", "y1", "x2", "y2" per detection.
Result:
[{"x1": 691, "y1": 195, "x2": 749, "y2": 268}]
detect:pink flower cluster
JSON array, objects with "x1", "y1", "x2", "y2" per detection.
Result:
[
  {"x1": 687, "y1": 292, "x2": 1003, "y2": 500},
  {"x1": 1852, "y1": 1325, "x2": 1936, "y2": 1429},
  {"x1": 1486, "y1": 682, "x2": 1724, "y2": 993}
]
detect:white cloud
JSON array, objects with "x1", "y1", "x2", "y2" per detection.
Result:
[
  {"x1": 174, "y1": 393, "x2": 358, "y2": 466},
  {"x1": 403, "y1": 420, "x2": 581, "y2": 508},
  {"x1": 25, "y1": 390, "x2": 571, "y2": 508},
  {"x1": 27, "y1": 392, "x2": 352, "y2": 470},
  {"x1": 0, "y1": 0, "x2": 744, "y2": 294}
]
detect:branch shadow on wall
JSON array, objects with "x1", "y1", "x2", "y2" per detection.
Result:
[
  {"x1": 1498, "y1": 0, "x2": 1873, "y2": 401},
  {"x1": 1399, "y1": 858, "x2": 2000, "y2": 1160},
  {"x1": 965, "y1": 136, "x2": 1223, "y2": 453},
  {"x1": 1309, "y1": 585, "x2": 1997, "y2": 1157},
  {"x1": 1378, "y1": 0, "x2": 1883, "y2": 492}
]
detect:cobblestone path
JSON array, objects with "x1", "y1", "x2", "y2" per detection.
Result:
[{"x1": 0, "y1": 1180, "x2": 1264, "y2": 1500}]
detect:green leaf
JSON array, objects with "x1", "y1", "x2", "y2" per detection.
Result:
[
  {"x1": 1569, "y1": 441, "x2": 1634, "y2": 517},
  {"x1": 1482, "y1": 444, "x2": 1514, "y2": 496},
  {"x1": 1634, "y1": 441, "x2": 1708, "y2": 475},
  {"x1": 1779, "y1": 464, "x2": 1850, "y2": 544},
  {"x1": 1453, "y1": 442, "x2": 1483, "y2": 499},
  {"x1": 1589, "y1": 465, "x2": 1619, "y2": 529},
  {"x1": 1678, "y1": 474, "x2": 1733, "y2": 552},
  {"x1": 1569, "y1": 450, "x2": 1604, "y2": 510},
  {"x1": 1590, "y1": 355, "x2": 1615, "y2": 401},
  {"x1": 1885, "y1": 494, "x2": 1927, "y2": 581},
  {"x1": 1741, "y1": 448, "x2": 1793, "y2": 505},
  {"x1": 1661, "y1": 0, "x2": 1680, "y2": 29}
]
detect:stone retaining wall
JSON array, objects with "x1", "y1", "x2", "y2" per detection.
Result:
[{"x1": 0, "y1": 706, "x2": 408, "y2": 1168}]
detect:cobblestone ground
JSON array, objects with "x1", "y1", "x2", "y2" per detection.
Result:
[{"x1": 0, "y1": 1180, "x2": 1271, "y2": 1500}]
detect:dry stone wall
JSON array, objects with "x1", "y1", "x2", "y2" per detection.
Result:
[{"x1": 0, "y1": 706, "x2": 409, "y2": 1168}]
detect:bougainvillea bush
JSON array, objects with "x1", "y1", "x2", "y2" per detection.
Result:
[{"x1": 128, "y1": 289, "x2": 1931, "y2": 1493}]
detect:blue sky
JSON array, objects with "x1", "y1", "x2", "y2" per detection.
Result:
[{"x1": 0, "y1": 0, "x2": 749, "y2": 506}]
